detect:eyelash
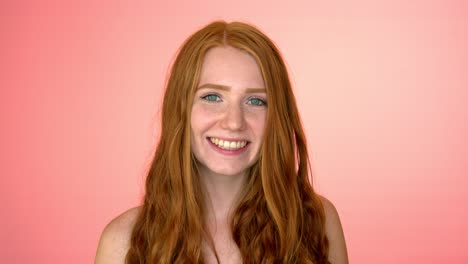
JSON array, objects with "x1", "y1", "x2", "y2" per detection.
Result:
[
  {"x1": 247, "y1": 97, "x2": 267, "y2": 106},
  {"x1": 200, "y1": 94, "x2": 267, "y2": 106},
  {"x1": 201, "y1": 94, "x2": 221, "y2": 102}
]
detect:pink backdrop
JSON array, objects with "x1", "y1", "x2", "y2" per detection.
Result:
[{"x1": 1, "y1": 0, "x2": 467, "y2": 263}]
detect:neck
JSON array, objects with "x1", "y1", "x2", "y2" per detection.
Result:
[{"x1": 198, "y1": 167, "x2": 248, "y2": 226}]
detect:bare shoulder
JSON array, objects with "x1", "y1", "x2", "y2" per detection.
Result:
[
  {"x1": 318, "y1": 195, "x2": 349, "y2": 264},
  {"x1": 95, "y1": 206, "x2": 142, "y2": 264}
]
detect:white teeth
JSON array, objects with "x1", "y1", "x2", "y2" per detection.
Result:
[{"x1": 209, "y1": 137, "x2": 247, "y2": 150}]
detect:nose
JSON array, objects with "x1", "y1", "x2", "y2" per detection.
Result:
[{"x1": 220, "y1": 103, "x2": 246, "y2": 131}]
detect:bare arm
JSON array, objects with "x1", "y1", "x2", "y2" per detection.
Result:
[
  {"x1": 320, "y1": 196, "x2": 349, "y2": 264},
  {"x1": 95, "y1": 207, "x2": 140, "y2": 264}
]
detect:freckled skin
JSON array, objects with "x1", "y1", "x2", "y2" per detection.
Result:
[{"x1": 191, "y1": 46, "x2": 267, "y2": 178}]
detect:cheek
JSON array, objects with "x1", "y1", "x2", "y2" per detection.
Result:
[
  {"x1": 191, "y1": 105, "x2": 218, "y2": 133},
  {"x1": 247, "y1": 112, "x2": 267, "y2": 137}
]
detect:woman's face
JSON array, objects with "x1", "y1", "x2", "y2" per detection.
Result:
[{"x1": 191, "y1": 46, "x2": 267, "y2": 178}]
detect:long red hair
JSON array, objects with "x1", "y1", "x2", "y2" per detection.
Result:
[{"x1": 126, "y1": 21, "x2": 330, "y2": 263}]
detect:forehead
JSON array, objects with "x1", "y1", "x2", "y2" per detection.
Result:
[{"x1": 198, "y1": 46, "x2": 265, "y2": 89}]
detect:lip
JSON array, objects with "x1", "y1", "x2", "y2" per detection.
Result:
[{"x1": 206, "y1": 137, "x2": 250, "y2": 156}]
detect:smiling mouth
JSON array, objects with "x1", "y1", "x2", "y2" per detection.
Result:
[{"x1": 208, "y1": 137, "x2": 249, "y2": 150}]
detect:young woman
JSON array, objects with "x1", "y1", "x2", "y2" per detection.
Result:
[{"x1": 95, "y1": 21, "x2": 348, "y2": 264}]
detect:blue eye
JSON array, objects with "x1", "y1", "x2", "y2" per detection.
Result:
[
  {"x1": 247, "y1": 97, "x2": 267, "y2": 106},
  {"x1": 201, "y1": 94, "x2": 221, "y2": 102}
]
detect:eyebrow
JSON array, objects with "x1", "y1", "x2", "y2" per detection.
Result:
[{"x1": 197, "y1": 83, "x2": 266, "y2": 94}]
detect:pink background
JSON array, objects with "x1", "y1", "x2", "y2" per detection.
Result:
[{"x1": 1, "y1": 0, "x2": 467, "y2": 263}]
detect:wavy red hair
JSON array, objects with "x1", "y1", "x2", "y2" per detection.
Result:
[{"x1": 125, "y1": 21, "x2": 330, "y2": 263}]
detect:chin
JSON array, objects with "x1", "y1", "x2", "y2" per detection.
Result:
[
  {"x1": 211, "y1": 167, "x2": 247, "y2": 177},
  {"x1": 198, "y1": 162, "x2": 250, "y2": 178}
]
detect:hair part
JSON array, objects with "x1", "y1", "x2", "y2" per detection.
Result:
[{"x1": 126, "y1": 21, "x2": 330, "y2": 263}]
